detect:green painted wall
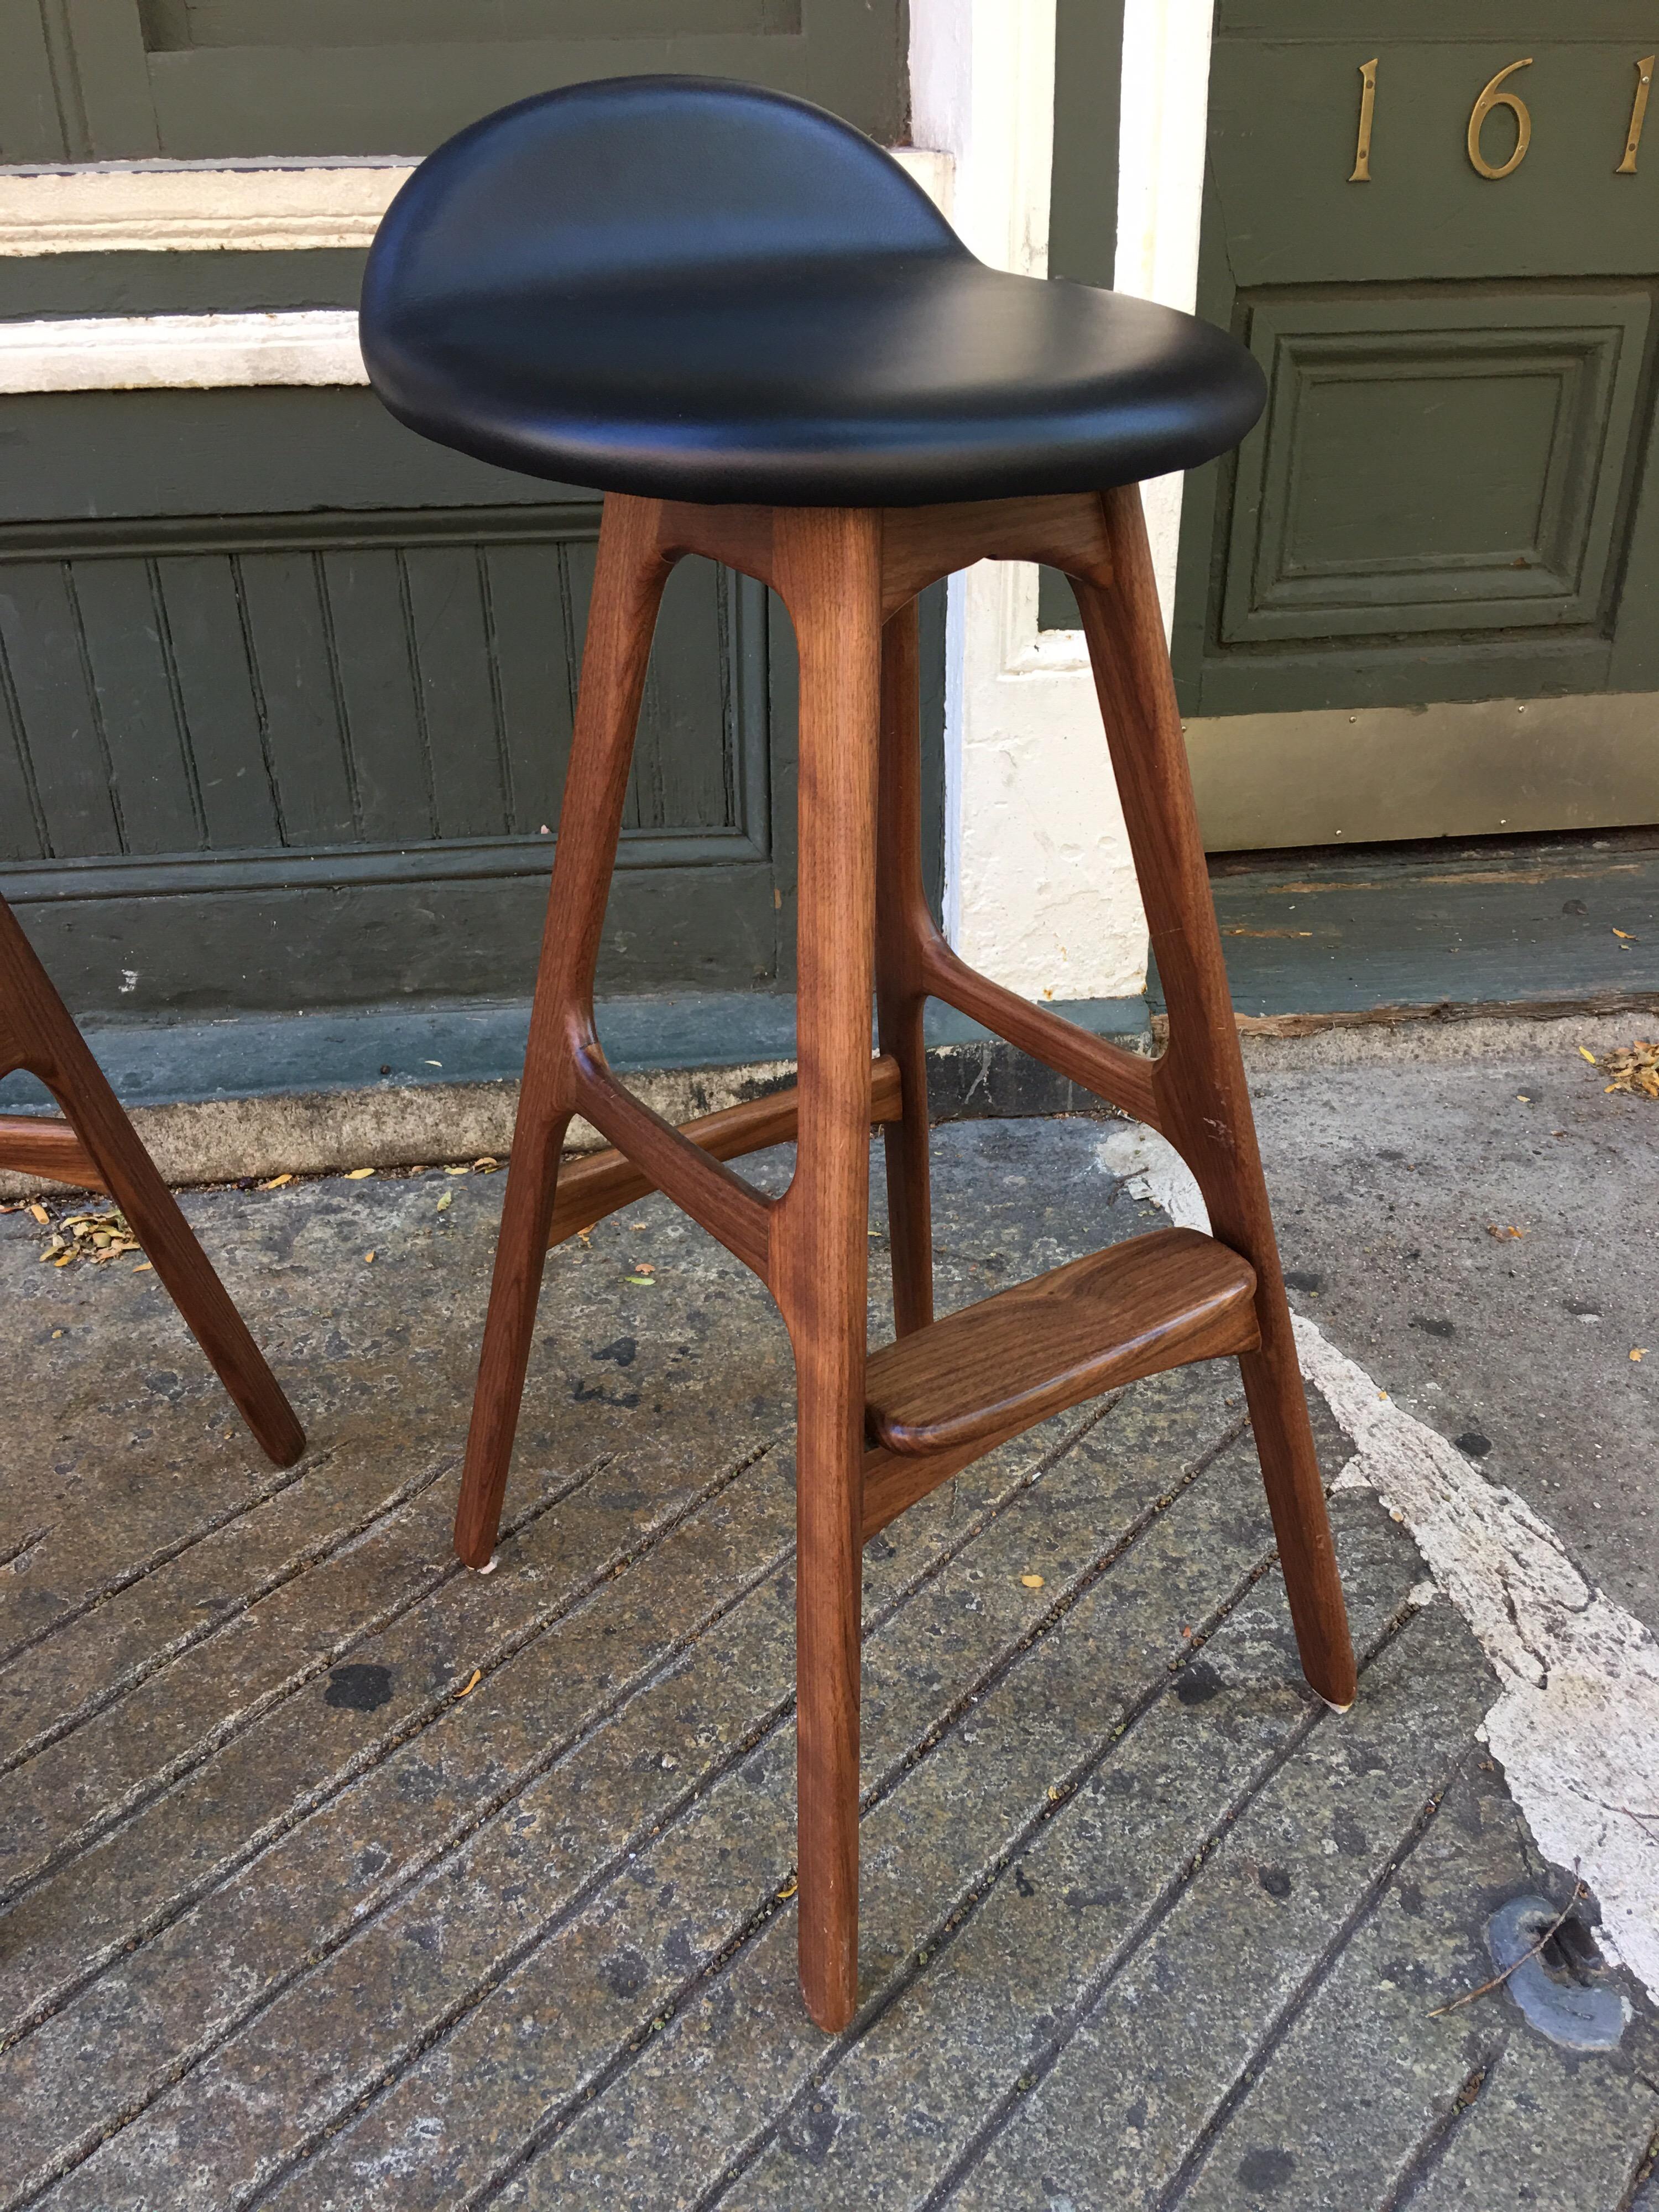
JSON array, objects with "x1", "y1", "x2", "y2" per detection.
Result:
[
  {"x1": 1173, "y1": 6, "x2": 1659, "y2": 719},
  {"x1": 0, "y1": 0, "x2": 909, "y2": 161}
]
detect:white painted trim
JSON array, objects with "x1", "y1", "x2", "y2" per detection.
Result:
[
  {"x1": 0, "y1": 161, "x2": 417, "y2": 257},
  {"x1": 0, "y1": 149, "x2": 953, "y2": 398},
  {"x1": 910, "y1": 0, "x2": 1146, "y2": 1004},
  {"x1": 1114, "y1": 0, "x2": 1218, "y2": 634},
  {"x1": 0, "y1": 148, "x2": 952, "y2": 257},
  {"x1": 0, "y1": 309, "x2": 366, "y2": 393}
]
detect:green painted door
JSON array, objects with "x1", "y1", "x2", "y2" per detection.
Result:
[
  {"x1": 1174, "y1": 4, "x2": 1659, "y2": 849},
  {"x1": 0, "y1": 3, "x2": 928, "y2": 1020},
  {"x1": 0, "y1": 0, "x2": 907, "y2": 160}
]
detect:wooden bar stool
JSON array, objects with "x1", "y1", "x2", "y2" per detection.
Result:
[
  {"x1": 362, "y1": 76, "x2": 1356, "y2": 2031},
  {"x1": 0, "y1": 893, "x2": 304, "y2": 1468}
]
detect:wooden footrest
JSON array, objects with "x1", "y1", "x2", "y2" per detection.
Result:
[{"x1": 864, "y1": 1228, "x2": 1260, "y2": 1457}]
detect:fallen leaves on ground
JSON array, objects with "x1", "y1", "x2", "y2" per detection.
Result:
[
  {"x1": 35, "y1": 1208, "x2": 143, "y2": 1267},
  {"x1": 345, "y1": 1167, "x2": 375, "y2": 1181},
  {"x1": 455, "y1": 1668, "x2": 482, "y2": 1698},
  {"x1": 1632, "y1": 1349, "x2": 1648, "y2": 1363},
  {"x1": 1487, "y1": 1224, "x2": 1526, "y2": 1240},
  {"x1": 258, "y1": 1172, "x2": 293, "y2": 1191},
  {"x1": 1598, "y1": 1040, "x2": 1659, "y2": 1100},
  {"x1": 1019, "y1": 1573, "x2": 1045, "y2": 1589}
]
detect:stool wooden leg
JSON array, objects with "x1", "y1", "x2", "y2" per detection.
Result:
[
  {"x1": 0, "y1": 900, "x2": 304, "y2": 1468},
  {"x1": 453, "y1": 495, "x2": 672, "y2": 1569},
  {"x1": 875, "y1": 601, "x2": 934, "y2": 1338},
  {"x1": 1073, "y1": 486, "x2": 1358, "y2": 1710},
  {"x1": 771, "y1": 510, "x2": 884, "y2": 2031}
]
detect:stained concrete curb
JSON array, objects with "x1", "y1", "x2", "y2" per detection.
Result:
[
  {"x1": 6, "y1": 1004, "x2": 1652, "y2": 1199},
  {"x1": 0, "y1": 1036, "x2": 1133, "y2": 1198}
]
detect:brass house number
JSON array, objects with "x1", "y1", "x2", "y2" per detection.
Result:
[{"x1": 1349, "y1": 53, "x2": 1656, "y2": 180}]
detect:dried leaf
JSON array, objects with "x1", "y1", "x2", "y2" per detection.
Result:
[
  {"x1": 345, "y1": 1167, "x2": 375, "y2": 1181},
  {"x1": 775, "y1": 1879, "x2": 798, "y2": 1901},
  {"x1": 1487, "y1": 1224, "x2": 1525, "y2": 1239},
  {"x1": 1019, "y1": 1574, "x2": 1045, "y2": 1589},
  {"x1": 259, "y1": 1173, "x2": 293, "y2": 1191},
  {"x1": 1632, "y1": 1349, "x2": 1648, "y2": 1363},
  {"x1": 28, "y1": 1203, "x2": 48, "y2": 1224},
  {"x1": 134, "y1": 1262, "x2": 153, "y2": 1273},
  {"x1": 472, "y1": 1156, "x2": 499, "y2": 1172},
  {"x1": 455, "y1": 1668, "x2": 482, "y2": 1698},
  {"x1": 1579, "y1": 1046, "x2": 1599, "y2": 1063},
  {"x1": 1597, "y1": 1040, "x2": 1659, "y2": 1101},
  {"x1": 1613, "y1": 927, "x2": 1637, "y2": 940},
  {"x1": 435, "y1": 1191, "x2": 453, "y2": 1212},
  {"x1": 364, "y1": 1250, "x2": 376, "y2": 1264}
]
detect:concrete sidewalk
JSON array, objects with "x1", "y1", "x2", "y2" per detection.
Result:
[{"x1": 1, "y1": 1069, "x2": 1655, "y2": 2210}]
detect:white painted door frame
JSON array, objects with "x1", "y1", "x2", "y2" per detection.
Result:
[{"x1": 910, "y1": 0, "x2": 1215, "y2": 1008}]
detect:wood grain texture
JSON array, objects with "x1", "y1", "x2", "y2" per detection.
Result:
[
  {"x1": 765, "y1": 505, "x2": 884, "y2": 2034},
  {"x1": 874, "y1": 601, "x2": 935, "y2": 1337},
  {"x1": 0, "y1": 893, "x2": 302, "y2": 1467},
  {"x1": 546, "y1": 1055, "x2": 901, "y2": 1250},
  {"x1": 1076, "y1": 485, "x2": 1357, "y2": 1709},
  {"x1": 921, "y1": 935, "x2": 1162, "y2": 1130},
  {"x1": 0, "y1": 1115, "x2": 105, "y2": 1188},
  {"x1": 571, "y1": 1048, "x2": 774, "y2": 1281},
  {"x1": 454, "y1": 494, "x2": 673, "y2": 1571},
  {"x1": 455, "y1": 479, "x2": 1359, "y2": 2040},
  {"x1": 864, "y1": 1228, "x2": 1259, "y2": 1457}
]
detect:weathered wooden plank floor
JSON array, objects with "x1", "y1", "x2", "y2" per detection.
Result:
[{"x1": 1, "y1": 1119, "x2": 1652, "y2": 2211}]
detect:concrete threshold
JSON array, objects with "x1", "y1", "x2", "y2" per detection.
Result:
[
  {"x1": 0, "y1": 991, "x2": 1150, "y2": 1196},
  {"x1": 7, "y1": 976, "x2": 1653, "y2": 1198}
]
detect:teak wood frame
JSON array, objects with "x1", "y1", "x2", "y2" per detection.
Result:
[
  {"x1": 453, "y1": 482, "x2": 1357, "y2": 2032},
  {"x1": 0, "y1": 893, "x2": 304, "y2": 1468}
]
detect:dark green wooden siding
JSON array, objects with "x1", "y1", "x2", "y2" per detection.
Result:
[
  {"x1": 0, "y1": 0, "x2": 907, "y2": 161},
  {"x1": 1173, "y1": 6, "x2": 1659, "y2": 718},
  {"x1": 0, "y1": 2, "x2": 930, "y2": 1023},
  {"x1": 0, "y1": 389, "x2": 798, "y2": 1013}
]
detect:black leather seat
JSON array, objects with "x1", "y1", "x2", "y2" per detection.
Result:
[{"x1": 361, "y1": 76, "x2": 1266, "y2": 508}]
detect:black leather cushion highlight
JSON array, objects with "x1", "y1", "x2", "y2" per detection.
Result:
[{"x1": 361, "y1": 77, "x2": 1266, "y2": 508}]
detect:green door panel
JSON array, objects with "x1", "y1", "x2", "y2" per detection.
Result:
[
  {"x1": 0, "y1": 390, "x2": 781, "y2": 1013},
  {"x1": 0, "y1": 386, "x2": 945, "y2": 1017},
  {"x1": 0, "y1": 0, "x2": 906, "y2": 161},
  {"x1": 1220, "y1": 288, "x2": 1651, "y2": 644},
  {"x1": 1174, "y1": 15, "x2": 1659, "y2": 752}
]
